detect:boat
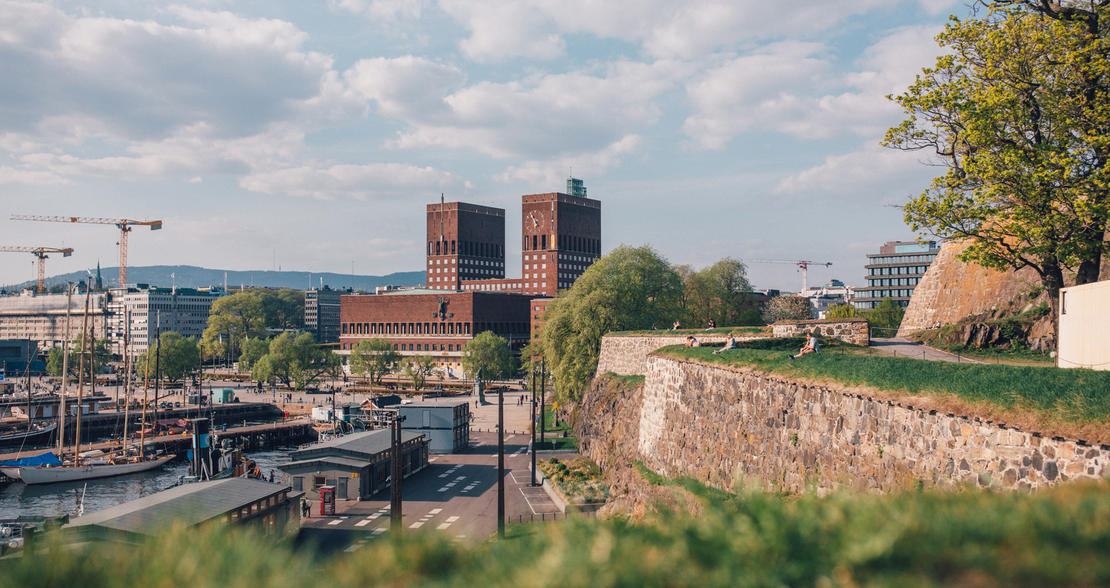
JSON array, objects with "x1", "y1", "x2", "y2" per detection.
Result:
[
  {"x1": 0, "y1": 451, "x2": 62, "y2": 480},
  {"x1": 18, "y1": 453, "x2": 176, "y2": 485},
  {"x1": 0, "y1": 422, "x2": 58, "y2": 449}
]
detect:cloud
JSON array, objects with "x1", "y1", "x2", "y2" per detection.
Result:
[
  {"x1": 682, "y1": 25, "x2": 944, "y2": 148},
  {"x1": 239, "y1": 161, "x2": 462, "y2": 200},
  {"x1": 328, "y1": 0, "x2": 426, "y2": 20},
  {"x1": 346, "y1": 56, "x2": 683, "y2": 159},
  {"x1": 495, "y1": 134, "x2": 643, "y2": 186},
  {"x1": 773, "y1": 143, "x2": 941, "y2": 203}
]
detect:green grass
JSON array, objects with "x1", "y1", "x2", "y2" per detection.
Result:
[
  {"x1": 602, "y1": 373, "x2": 645, "y2": 387},
  {"x1": 536, "y1": 407, "x2": 578, "y2": 451},
  {"x1": 657, "y1": 338, "x2": 1110, "y2": 439},
  {"x1": 609, "y1": 326, "x2": 769, "y2": 336},
  {"x1": 921, "y1": 343, "x2": 1054, "y2": 365},
  {"x1": 12, "y1": 479, "x2": 1110, "y2": 587}
]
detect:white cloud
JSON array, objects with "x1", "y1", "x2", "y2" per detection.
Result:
[
  {"x1": 495, "y1": 134, "x2": 643, "y2": 186},
  {"x1": 348, "y1": 56, "x2": 683, "y2": 159},
  {"x1": 439, "y1": 0, "x2": 564, "y2": 62},
  {"x1": 682, "y1": 25, "x2": 944, "y2": 148},
  {"x1": 774, "y1": 143, "x2": 940, "y2": 203},
  {"x1": 328, "y1": 0, "x2": 426, "y2": 20},
  {"x1": 239, "y1": 161, "x2": 461, "y2": 200}
]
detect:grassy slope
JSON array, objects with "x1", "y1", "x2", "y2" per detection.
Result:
[
  {"x1": 656, "y1": 338, "x2": 1110, "y2": 442},
  {"x1": 609, "y1": 326, "x2": 769, "y2": 336},
  {"x1": 10, "y1": 478, "x2": 1110, "y2": 587}
]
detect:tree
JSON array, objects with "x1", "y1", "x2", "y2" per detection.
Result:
[
  {"x1": 201, "y1": 292, "x2": 265, "y2": 362},
  {"x1": 462, "y1": 331, "x2": 513, "y2": 381},
  {"x1": 349, "y1": 338, "x2": 400, "y2": 385},
  {"x1": 762, "y1": 296, "x2": 814, "y2": 323},
  {"x1": 136, "y1": 331, "x2": 201, "y2": 383},
  {"x1": 681, "y1": 258, "x2": 757, "y2": 327},
  {"x1": 238, "y1": 337, "x2": 270, "y2": 373},
  {"x1": 825, "y1": 303, "x2": 859, "y2": 319},
  {"x1": 541, "y1": 245, "x2": 683, "y2": 401},
  {"x1": 865, "y1": 298, "x2": 905, "y2": 335},
  {"x1": 884, "y1": 7, "x2": 1110, "y2": 338},
  {"x1": 401, "y1": 355, "x2": 436, "y2": 391},
  {"x1": 250, "y1": 332, "x2": 340, "y2": 390},
  {"x1": 53, "y1": 333, "x2": 111, "y2": 379},
  {"x1": 259, "y1": 289, "x2": 305, "y2": 331}
]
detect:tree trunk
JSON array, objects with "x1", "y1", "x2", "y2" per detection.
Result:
[{"x1": 1040, "y1": 262, "x2": 1066, "y2": 351}]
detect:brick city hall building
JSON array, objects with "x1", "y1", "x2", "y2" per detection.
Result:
[{"x1": 339, "y1": 179, "x2": 601, "y2": 374}]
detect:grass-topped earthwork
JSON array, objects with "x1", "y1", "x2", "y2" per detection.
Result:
[
  {"x1": 658, "y1": 337, "x2": 1110, "y2": 442},
  {"x1": 538, "y1": 457, "x2": 610, "y2": 505},
  {"x1": 534, "y1": 408, "x2": 578, "y2": 451},
  {"x1": 609, "y1": 325, "x2": 769, "y2": 337}
]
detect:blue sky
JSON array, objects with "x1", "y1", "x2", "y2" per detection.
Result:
[{"x1": 0, "y1": 0, "x2": 964, "y2": 291}]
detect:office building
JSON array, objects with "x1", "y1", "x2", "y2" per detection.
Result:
[
  {"x1": 305, "y1": 287, "x2": 341, "y2": 344},
  {"x1": 854, "y1": 241, "x2": 940, "y2": 310},
  {"x1": 106, "y1": 285, "x2": 223, "y2": 356}
]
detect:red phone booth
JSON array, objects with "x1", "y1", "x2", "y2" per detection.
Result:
[{"x1": 319, "y1": 486, "x2": 336, "y2": 516}]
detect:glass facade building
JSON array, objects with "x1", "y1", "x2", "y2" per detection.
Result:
[{"x1": 854, "y1": 241, "x2": 940, "y2": 310}]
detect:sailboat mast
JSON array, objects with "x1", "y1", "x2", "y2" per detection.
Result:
[
  {"x1": 140, "y1": 336, "x2": 149, "y2": 460},
  {"x1": 74, "y1": 279, "x2": 91, "y2": 465},
  {"x1": 122, "y1": 310, "x2": 131, "y2": 453},
  {"x1": 58, "y1": 284, "x2": 72, "y2": 453}
]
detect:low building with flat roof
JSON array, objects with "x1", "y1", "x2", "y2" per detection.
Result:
[
  {"x1": 64, "y1": 478, "x2": 300, "y2": 543},
  {"x1": 394, "y1": 399, "x2": 470, "y2": 453},
  {"x1": 280, "y1": 429, "x2": 428, "y2": 500}
]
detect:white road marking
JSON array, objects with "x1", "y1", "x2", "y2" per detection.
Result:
[
  {"x1": 455, "y1": 476, "x2": 466, "y2": 481},
  {"x1": 355, "y1": 519, "x2": 372, "y2": 527},
  {"x1": 446, "y1": 516, "x2": 459, "y2": 522},
  {"x1": 429, "y1": 508, "x2": 443, "y2": 514},
  {"x1": 328, "y1": 519, "x2": 343, "y2": 526},
  {"x1": 437, "y1": 522, "x2": 452, "y2": 530},
  {"x1": 372, "y1": 528, "x2": 385, "y2": 535},
  {"x1": 438, "y1": 486, "x2": 450, "y2": 492},
  {"x1": 409, "y1": 521, "x2": 424, "y2": 529}
]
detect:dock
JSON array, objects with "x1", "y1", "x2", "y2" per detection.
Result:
[{"x1": 0, "y1": 418, "x2": 317, "y2": 462}]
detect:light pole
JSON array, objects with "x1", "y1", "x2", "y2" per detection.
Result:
[
  {"x1": 390, "y1": 412, "x2": 406, "y2": 533},
  {"x1": 497, "y1": 385, "x2": 505, "y2": 538},
  {"x1": 539, "y1": 358, "x2": 546, "y2": 445},
  {"x1": 530, "y1": 364, "x2": 537, "y2": 486}
]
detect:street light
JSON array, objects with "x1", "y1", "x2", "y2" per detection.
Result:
[
  {"x1": 497, "y1": 385, "x2": 505, "y2": 538},
  {"x1": 391, "y1": 412, "x2": 407, "y2": 533}
]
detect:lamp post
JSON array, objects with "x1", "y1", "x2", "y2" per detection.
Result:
[
  {"x1": 390, "y1": 412, "x2": 406, "y2": 533},
  {"x1": 497, "y1": 385, "x2": 505, "y2": 538},
  {"x1": 530, "y1": 363, "x2": 537, "y2": 486},
  {"x1": 539, "y1": 358, "x2": 546, "y2": 445}
]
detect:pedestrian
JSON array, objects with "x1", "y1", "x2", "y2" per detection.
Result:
[
  {"x1": 672, "y1": 320, "x2": 681, "y2": 330},
  {"x1": 713, "y1": 334, "x2": 737, "y2": 354},
  {"x1": 789, "y1": 332, "x2": 819, "y2": 359}
]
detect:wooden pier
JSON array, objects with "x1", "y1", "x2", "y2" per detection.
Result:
[{"x1": 0, "y1": 418, "x2": 316, "y2": 463}]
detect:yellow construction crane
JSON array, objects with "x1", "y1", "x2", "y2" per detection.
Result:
[
  {"x1": 10, "y1": 215, "x2": 162, "y2": 287},
  {"x1": 0, "y1": 246, "x2": 74, "y2": 293},
  {"x1": 751, "y1": 259, "x2": 832, "y2": 293}
]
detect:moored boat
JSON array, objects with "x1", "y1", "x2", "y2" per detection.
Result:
[{"x1": 19, "y1": 454, "x2": 176, "y2": 485}]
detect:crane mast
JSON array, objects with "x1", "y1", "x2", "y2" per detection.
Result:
[
  {"x1": 10, "y1": 215, "x2": 162, "y2": 287},
  {"x1": 0, "y1": 246, "x2": 75, "y2": 292},
  {"x1": 751, "y1": 259, "x2": 833, "y2": 294}
]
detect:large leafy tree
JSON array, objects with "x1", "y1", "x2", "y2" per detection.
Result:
[
  {"x1": 45, "y1": 336, "x2": 110, "y2": 379},
  {"x1": 136, "y1": 331, "x2": 201, "y2": 383},
  {"x1": 680, "y1": 258, "x2": 757, "y2": 327},
  {"x1": 201, "y1": 292, "x2": 266, "y2": 361},
  {"x1": 250, "y1": 332, "x2": 340, "y2": 390},
  {"x1": 461, "y1": 331, "x2": 513, "y2": 381},
  {"x1": 866, "y1": 298, "x2": 906, "y2": 335},
  {"x1": 884, "y1": 6, "x2": 1110, "y2": 333},
  {"x1": 541, "y1": 245, "x2": 683, "y2": 402},
  {"x1": 401, "y1": 355, "x2": 436, "y2": 391},
  {"x1": 237, "y1": 337, "x2": 270, "y2": 373},
  {"x1": 349, "y1": 338, "x2": 401, "y2": 385}
]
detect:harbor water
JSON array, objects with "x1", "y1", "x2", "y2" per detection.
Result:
[{"x1": 0, "y1": 450, "x2": 291, "y2": 520}]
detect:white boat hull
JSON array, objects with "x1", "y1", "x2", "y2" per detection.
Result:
[
  {"x1": 18, "y1": 455, "x2": 176, "y2": 485},
  {"x1": 0, "y1": 467, "x2": 21, "y2": 480}
]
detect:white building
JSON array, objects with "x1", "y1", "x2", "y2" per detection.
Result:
[
  {"x1": 802, "y1": 280, "x2": 858, "y2": 319},
  {"x1": 1057, "y1": 280, "x2": 1110, "y2": 371},
  {"x1": 106, "y1": 286, "x2": 224, "y2": 357},
  {"x1": 0, "y1": 289, "x2": 109, "y2": 349}
]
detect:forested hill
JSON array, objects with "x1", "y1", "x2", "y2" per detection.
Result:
[{"x1": 8, "y1": 265, "x2": 425, "y2": 292}]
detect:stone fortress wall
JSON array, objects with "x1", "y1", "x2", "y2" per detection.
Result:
[{"x1": 579, "y1": 334, "x2": 1110, "y2": 497}]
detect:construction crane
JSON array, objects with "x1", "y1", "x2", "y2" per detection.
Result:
[
  {"x1": 10, "y1": 215, "x2": 162, "y2": 287},
  {"x1": 0, "y1": 246, "x2": 74, "y2": 293},
  {"x1": 751, "y1": 259, "x2": 832, "y2": 294}
]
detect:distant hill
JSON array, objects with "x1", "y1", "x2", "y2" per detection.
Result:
[{"x1": 4, "y1": 265, "x2": 426, "y2": 292}]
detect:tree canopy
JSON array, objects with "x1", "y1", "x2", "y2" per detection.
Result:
[
  {"x1": 135, "y1": 331, "x2": 201, "y2": 383},
  {"x1": 45, "y1": 334, "x2": 110, "y2": 378},
  {"x1": 349, "y1": 338, "x2": 401, "y2": 385},
  {"x1": 677, "y1": 258, "x2": 759, "y2": 327},
  {"x1": 401, "y1": 355, "x2": 436, "y2": 391},
  {"x1": 884, "y1": 6, "x2": 1110, "y2": 329},
  {"x1": 461, "y1": 331, "x2": 513, "y2": 381},
  {"x1": 541, "y1": 245, "x2": 683, "y2": 401},
  {"x1": 248, "y1": 332, "x2": 339, "y2": 390},
  {"x1": 201, "y1": 289, "x2": 305, "y2": 361}
]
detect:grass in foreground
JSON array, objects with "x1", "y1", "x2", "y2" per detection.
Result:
[
  {"x1": 10, "y1": 479, "x2": 1110, "y2": 587},
  {"x1": 658, "y1": 338, "x2": 1110, "y2": 442}
]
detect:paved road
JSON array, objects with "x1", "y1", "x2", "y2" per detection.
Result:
[
  {"x1": 870, "y1": 337, "x2": 980, "y2": 363},
  {"x1": 298, "y1": 431, "x2": 560, "y2": 553}
]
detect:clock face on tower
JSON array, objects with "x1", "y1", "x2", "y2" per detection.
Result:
[{"x1": 528, "y1": 211, "x2": 545, "y2": 230}]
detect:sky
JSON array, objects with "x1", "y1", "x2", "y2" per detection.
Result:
[{"x1": 0, "y1": 0, "x2": 964, "y2": 292}]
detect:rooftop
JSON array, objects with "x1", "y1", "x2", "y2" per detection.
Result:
[
  {"x1": 65, "y1": 478, "x2": 289, "y2": 536},
  {"x1": 291, "y1": 429, "x2": 423, "y2": 459}
]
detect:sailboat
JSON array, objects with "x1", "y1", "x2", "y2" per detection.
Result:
[{"x1": 18, "y1": 285, "x2": 175, "y2": 485}]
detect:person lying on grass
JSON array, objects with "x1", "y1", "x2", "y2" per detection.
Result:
[{"x1": 789, "y1": 332, "x2": 819, "y2": 359}]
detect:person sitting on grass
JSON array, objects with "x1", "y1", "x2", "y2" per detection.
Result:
[
  {"x1": 789, "y1": 332, "x2": 819, "y2": 359},
  {"x1": 705, "y1": 319, "x2": 716, "y2": 331},
  {"x1": 672, "y1": 320, "x2": 681, "y2": 330},
  {"x1": 713, "y1": 334, "x2": 736, "y2": 354},
  {"x1": 685, "y1": 335, "x2": 700, "y2": 348}
]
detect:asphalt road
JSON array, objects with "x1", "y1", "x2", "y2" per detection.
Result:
[{"x1": 297, "y1": 431, "x2": 560, "y2": 553}]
